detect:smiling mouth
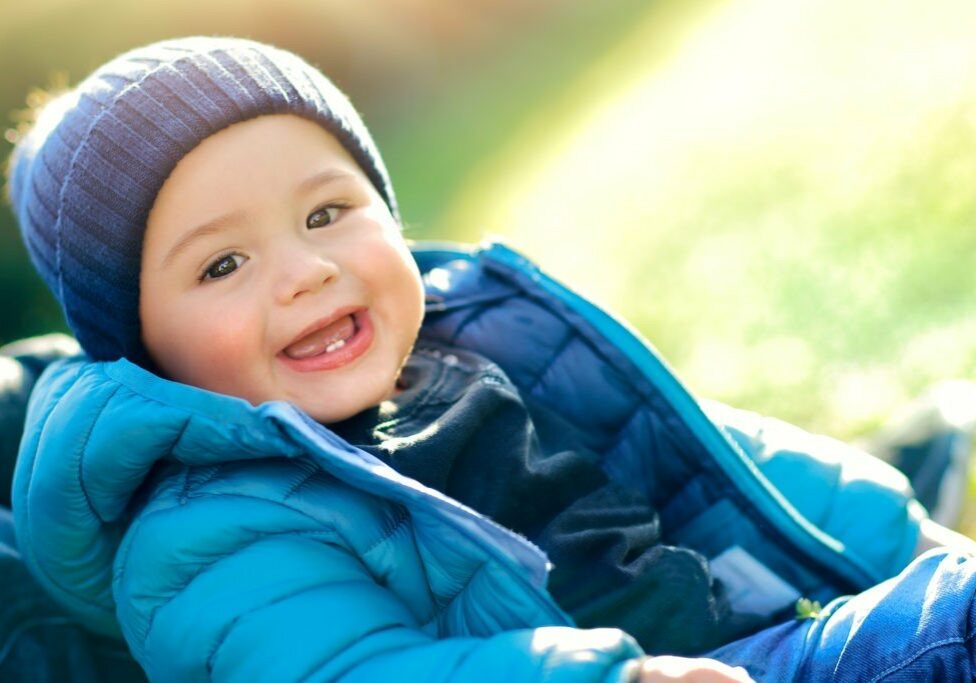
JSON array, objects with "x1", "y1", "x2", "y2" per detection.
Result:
[
  {"x1": 278, "y1": 308, "x2": 374, "y2": 372},
  {"x1": 283, "y1": 313, "x2": 359, "y2": 359}
]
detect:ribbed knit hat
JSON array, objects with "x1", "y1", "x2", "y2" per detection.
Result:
[{"x1": 7, "y1": 36, "x2": 398, "y2": 366}]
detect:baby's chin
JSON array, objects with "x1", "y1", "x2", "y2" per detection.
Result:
[{"x1": 292, "y1": 381, "x2": 402, "y2": 425}]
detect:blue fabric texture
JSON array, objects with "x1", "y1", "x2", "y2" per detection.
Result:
[
  {"x1": 6, "y1": 37, "x2": 396, "y2": 365},
  {"x1": 0, "y1": 334, "x2": 82, "y2": 508},
  {"x1": 12, "y1": 242, "x2": 930, "y2": 681},
  {"x1": 703, "y1": 401, "x2": 924, "y2": 580},
  {"x1": 332, "y1": 341, "x2": 749, "y2": 655},
  {"x1": 0, "y1": 508, "x2": 146, "y2": 683}
]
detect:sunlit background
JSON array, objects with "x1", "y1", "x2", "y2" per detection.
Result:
[{"x1": 4, "y1": 1, "x2": 976, "y2": 470}]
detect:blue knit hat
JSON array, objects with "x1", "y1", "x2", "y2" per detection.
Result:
[{"x1": 7, "y1": 36, "x2": 398, "y2": 366}]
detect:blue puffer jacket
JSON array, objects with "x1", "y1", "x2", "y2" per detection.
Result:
[{"x1": 12, "y1": 242, "x2": 924, "y2": 682}]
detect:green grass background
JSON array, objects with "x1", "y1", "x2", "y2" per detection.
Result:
[{"x1": 4, "y1": 0, "x2": 976, "y2": 530}]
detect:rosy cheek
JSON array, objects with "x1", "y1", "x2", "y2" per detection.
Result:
[{"x1": 167, "y1": 303, "x2": 262, "y2": 395}]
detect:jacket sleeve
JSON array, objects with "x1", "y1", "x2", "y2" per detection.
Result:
[
  {"x1": 114, "y1": 463, "x2": 643, "y2": 683},
  {"x1": 0, "y1": 334, "x2": 80, "y2": 508},
  {"x1": 14, "y1": 358, "x2": 642, "y2": 682},
  {"x1": 703, "y1": 400, "x2": 926, "y2": 580}
]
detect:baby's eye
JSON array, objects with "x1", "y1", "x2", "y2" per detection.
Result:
[
  {"x1": 202, "y1": 253, "x2": 247, "y2": 281},
  {"x1": 306, "y1": 205, "x2": 342, "y2": 229}
]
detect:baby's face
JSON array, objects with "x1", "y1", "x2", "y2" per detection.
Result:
[{"x1": 140, "y1": 114, "x2": 425, "y2": 423}]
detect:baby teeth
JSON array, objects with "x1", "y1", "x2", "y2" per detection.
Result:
[{"x1": 325, "y1": 339, "x2": 347, "y2": 353}]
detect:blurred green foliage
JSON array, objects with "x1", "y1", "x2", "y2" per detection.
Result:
[
  {"x1": 0, "y1": 0, "x2": 649, "y2": 345},
  {"x1": 4, "y1": 0, "x2": 976, "y2": 457},
  {"x1": 440, "y1": 0, "x2": 976, "y2": 444},
  {"x1": 5, "y1": 0, "x2": 976, "y2": 538}
]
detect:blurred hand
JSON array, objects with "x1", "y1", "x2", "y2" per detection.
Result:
[{"x1": 635, "y1": 655, "x2": 755, "y2": 683}]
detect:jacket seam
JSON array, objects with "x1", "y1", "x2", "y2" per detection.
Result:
[
  {"x1": 401, "y1": 515, "x2": 440, "y2": 627},
  {"x1": 605, "y1": 400, "x2": 646, "y2": 460},
  {"x1": 301, "y1": 623, "x2": 417, "y2": 682},
  {"x1": 440, "y1": 637, "x2": 480, "y2": 681},
  {"x1": 118, "y1": 490, "x2": 344, "y2": 644},
  {"x1": 283, "y1": 468, "x2": 323, "y2": 500},
  {"x1": 129, "y1": 486, "x2": 413, "y2": 649},
  {"x1": 143, "y1": 527, "x2": 341, "y2": 651},
  {"x1": 179, "y1": 468, "x2": 193, "y2": 505},
  {"x1": 78, "y1": 384, "x2": 123, "y2": 525},
  {"x1": 448, "y1": 302, "x2": 493, "y2": 345},
  {"x1": 525, "y1": 327, "x2": 574, "y2": 395},
  {"x1": 361, "y1": 505, "x2": 410, "y2": 557},
  {"x1": 420, "y1": 560, "x2": 488, "y2": 631},
  {"x1": 196, "y1": 466, "x2": 222, "y2": 490},
  {"x1": 169, "y1": 417, "x2": 192, "y2": 458},
  {"x1": 205, "y1": 571, "x2": 355, "y2": 679}
]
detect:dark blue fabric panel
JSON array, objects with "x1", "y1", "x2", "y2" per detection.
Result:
[
  {"x1": 603, "y1": 408, "x2": 698, "y2": 507},
  {"x1": 447, "y1": 296, "x2": 573, "y2": 393},
  {"x1": 526, "y1": 335, "x2": 639, "y2": 451},
  {"x1": 422, "y1": 257, "x2": 718, "y2": 514}
]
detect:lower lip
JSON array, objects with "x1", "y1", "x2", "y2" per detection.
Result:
[{"x1": 277, "y1": 310, "x2": 374, "y2": 372}]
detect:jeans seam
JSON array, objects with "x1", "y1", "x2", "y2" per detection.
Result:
[{"x1": 869, "y1": 629, "x2": 976, "y2": 682}]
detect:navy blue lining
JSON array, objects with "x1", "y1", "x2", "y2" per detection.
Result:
[{"x1": 418, "y1": 245, "x2": 871, "y2": 602}]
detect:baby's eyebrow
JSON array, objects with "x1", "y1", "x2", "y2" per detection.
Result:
[
  {"x1": 161, "y1": 210, "x2": 246, "y2": 268},
  {"x1": 296, "y1": 169, "x2": 356, "y2": 195},
  {"x1": 159, "y1": 169, "x2": 357, "y2": 268}
]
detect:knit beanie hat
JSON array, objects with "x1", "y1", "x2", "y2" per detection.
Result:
[{"x1": 7, "y1": 36, "x2": 398, "y2": 366}]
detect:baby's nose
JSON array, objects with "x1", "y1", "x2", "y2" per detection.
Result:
[{"x1": 274, "y1": 250, "x2": 340, "y2": 303}]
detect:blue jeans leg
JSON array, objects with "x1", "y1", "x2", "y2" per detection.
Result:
[
  {"x1": 0, "y1": 507, "x2": 145, "y2": 683},
  {"x1": 708, "y1": 549, "x2": 976, "y2": 682}
]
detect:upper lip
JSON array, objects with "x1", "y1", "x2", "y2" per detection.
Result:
[{"x1": 278, "y1": 305, "x2": 363, "y2": 355}]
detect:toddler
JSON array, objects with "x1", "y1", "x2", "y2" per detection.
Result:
[{"x1": 5, "y1": 37, "x2": 976, "y2": 682}]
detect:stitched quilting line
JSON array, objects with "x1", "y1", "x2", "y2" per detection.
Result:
[
  {"x1": 18, "y1": 367, "x2": 122, "y2": 624},
  {"x1": 361, "y1": 505, "x2": 410, "y2": 557},
  {"x1": 141, "y1": 526, "x2": 339, "y2": 657},
  {"x1": 204, "y1": 572, "x2": 353, "y2": 677},
  {"x1": 420, "y1": 560, "x2": 489, "y2": 632},
  {"x1": 434, "y1": 636, "x2": 481, "y2": 681},
  {"x1": 602, "y1": 407, "x2": 657, "y2": 501},
  {"x1": 195, "y1": 466, "x2": 222, "y2": 491},
  {"x1": 120, "y1": 491, "x2": 341, "y2": 639},
  {"x1": 524, "y1": 326, "x2": 574, "y2": 396},
  {"x1": 298, "y1": 623, "x2": 419, "y2": 683},
  {"x1": 178, "y1": 468, "x2": 193, "y2": 506},
  {"x1": 77, "y1": 384, "x2": 122, "y2": 525},
  {"x1": 168, "y1": 416, "x2": 192, "y2": 458},
  {"x1": 132, "y1": 485, "x2": 410, "y2": 648},
  {"x1": 386, "y1": 510, "x2": 439, "y2": 627},
  {"x1": 448, "y1": 301, "x2": 496, "y2": 345},
  {"x1": 283, "y1": 467, "x2": 322, "y2": 500}
]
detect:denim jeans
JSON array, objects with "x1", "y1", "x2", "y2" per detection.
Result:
[
  {"x1": 0, "y1": 507, "x2": 145, "y2": 683},
  {"x1": 709, "y1": 549, "x2": 976, "y2": 681}
]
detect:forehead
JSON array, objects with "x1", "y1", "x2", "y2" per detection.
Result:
[{"x1": 148, "y1": 114, "x2": 365, "y2": 222}]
